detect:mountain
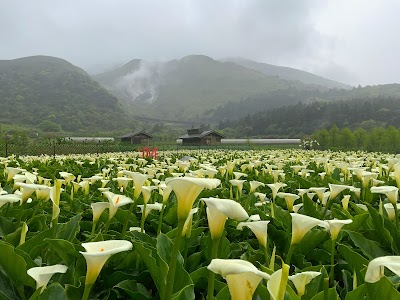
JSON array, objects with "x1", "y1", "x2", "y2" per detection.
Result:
[
  {"x1": 0, "y1": 56, "x2": 131, "y2": 133},
  {"x1": 223, "y1": 57, "x2": 352, "y2": 90},
  {"x1": 94, "y1": 55, "x2": 331, "y2": 122}
]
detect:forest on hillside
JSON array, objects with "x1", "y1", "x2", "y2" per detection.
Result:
[{"x1": 218, "y1": 97, "x2": 400, "y2": 138}]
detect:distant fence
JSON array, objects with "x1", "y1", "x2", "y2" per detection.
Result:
[{"x1": 0, "y1": 142, "x2": 300, "y2": 158}]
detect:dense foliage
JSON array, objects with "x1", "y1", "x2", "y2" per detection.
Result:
[
  {"x1": 219, "y1": 97, "x2": 400, "y2": 138},
  {"x1": 312, "y1": 125, "x2": 400, "y2": 153},
  {"x1": 0, "y1": 56, "x2": 131, "y2": 133},
  {"x1": 1, "y1": 149, "x2": 400, "y2": 299}
]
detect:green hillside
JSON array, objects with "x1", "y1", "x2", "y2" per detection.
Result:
[
  {"x1": 95, "y1": 55, "x2": 328, "y2": 121},
  {"x1": 0, "y1": 56, "x2": 131, "y2": 133},
  {"x1": 225, "y1": 57, "x2": 352, "y2": 90},
  {"x1": 218, "y1": 97, "x2": 400, "y2": 138}
]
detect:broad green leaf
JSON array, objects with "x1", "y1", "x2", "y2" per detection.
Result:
[
  {"x1": 337, "y1": 244, "x2": 368, "y2": 282},
  {"x1": 344, "y1": 284, "x2": 367, "y2": 300},
  {"x1": 366, "y1": 204, "x2": 394, "y2": 250},
  {"x1": 311, "y1": 287, "x2": 339, "y2": 300},
  {"x1": 0, "y1": 241, "x2": 35, "y2": 288},
  {"x1": 366, "y1": 276, "x2": 400, "y2": 299},
  {"x1": 114, "y1": 280, "x2": 153, "y2": 300},
  {"x1": 45, "y1": 239, "x2": 81, "y2": 265},
  {"x1": 345, "y1": 231, "x2": 387, "y2": 259},
  {"x1": 56, "y1": 213, "x2": 81, "y2": 242},
  {"x1": 38, "y1": 283, "x2": 68, "y2": 300}
]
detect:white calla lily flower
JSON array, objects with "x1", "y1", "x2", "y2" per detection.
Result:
[
  {"x1": 289, "y1": 271, "x2": 321, "y2": 297},
  {"x1": 290, "y1": 213, "x2": 327, "y2": 245},
  {"x1": 202, "y1": 197, "x2": 249, "y2": 239},
  {"x1": 27, "y1": 264, "x2": 68, "y2": 292},
  {"x1": 166, "y1": 177, "x2": 220, "y2": 221},
  {"x1": 207, "y1": 259, "x2": 270, "y2": 300},
  {"x1": 80, "y1": 240, "x2": 132, "y2": 286},
  {"x1": 365, "y1": 256, "x2": 400, "y2": 283},
  {"x1": 237, "y1": 221, "x2": 270, "y2": 248}
]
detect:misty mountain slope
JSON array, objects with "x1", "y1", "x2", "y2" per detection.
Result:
[
  {"x1": 95, "y1": 55, "x2": 328, "y2": 121},
  {"x1": 224, "y1": 57, "x2": 352, "y2": 90},
  {"x1": 219, "y1": 97, "x2": 400, "y2": 138},
  {"x1": 0, "y1": 56, "x2": 131, "y2": 132}
]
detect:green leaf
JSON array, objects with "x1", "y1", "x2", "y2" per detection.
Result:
[
  {"x1": 0, "y1": 241, "x2": 35, "y2": 288},
  {"x1": 337, "y1": 243, "x2": 368, "y2": 281},
  {"x1": 132, "y1": 233, "x2": 167, "y2": 296},
  {"x1": 366, "y1": 276, "x2": 400, "y2": 299},
  {"x1": 311, "y1": 287, "x2": 339, "y2": 300},
  {"x1": 45, "y1": 239, "x2": 81, "y2": 265},
  {"x1": 114, "y1": 280, "x2": 153, "y2": 300},
  {"x1": 0, "y1": 268, "x2": 18, "y2": 300},
  {"x1": 366, "y1": 204, "x2": 394, "y2": 249},
  {"x1": 345, "y1": 231, "x2": 387, "y2": 259},
  {"x1": 56, "y1": 213, "x2": 81, "y2": 242},
  {"x1": 38, "y1": 282, "x2": 68, "y2": 300},
  {"x1": 345, "y1": 284, "x2": 367, "y2": 300}
]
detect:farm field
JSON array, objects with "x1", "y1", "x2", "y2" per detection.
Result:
[{"x1": 1, "y1": 149, "x2": 400, "y2": 299}]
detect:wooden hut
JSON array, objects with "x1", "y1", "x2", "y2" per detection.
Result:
[
  {"x1": 179, "y1": 128, "x2": 225, "y2": 145},
  {"x1": 120, "y1": 131, "x2": 153, "y2": 145}
]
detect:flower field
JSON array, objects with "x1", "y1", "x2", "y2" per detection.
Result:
[{"x1": 1, "y1": 149, "x2": 400, "y2": 299}]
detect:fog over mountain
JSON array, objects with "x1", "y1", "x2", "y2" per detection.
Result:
[{"x1": 1, "y1": 0, "x2": 400, "y2": 86}]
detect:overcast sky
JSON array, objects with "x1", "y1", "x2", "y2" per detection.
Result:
[{"x1": 1, "y1": 0, "x2": 399, "y2": 86}]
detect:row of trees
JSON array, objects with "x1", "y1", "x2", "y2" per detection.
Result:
[{"x1": 311, "y1": 125, "x2": 400, "y2": 153}]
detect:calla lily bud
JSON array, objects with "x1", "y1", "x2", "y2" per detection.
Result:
[{"x1": 19, "y1": 222, "x2": 28, "y2": 245}]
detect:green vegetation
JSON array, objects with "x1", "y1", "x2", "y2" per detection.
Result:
[
  {"x1": 312, "y1": 125, "x2": 400, "y2": 153},
  {"x1": 95, "y1": 55, "x2": 333, "y2": 121},
  {"x1": 0, "y1": 56, "x2": 132, "y2": 133},
  {"x1": 225, "y1": 57, "x2": 351, "y2": 89},
  {"x1": 218, "y1": 97, "x2": 400, "y2": 138}
]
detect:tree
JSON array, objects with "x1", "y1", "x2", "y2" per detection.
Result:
[{"x1": 38, "y1": 120, "x2": 62, "y2": 132}]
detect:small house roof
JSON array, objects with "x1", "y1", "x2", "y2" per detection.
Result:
[
  {"x1": 120, "y1": 131, "x2": 153, "y2": 139},
  {"x1": 179, "y1": 130, "x2": 225, "y2": 139}
]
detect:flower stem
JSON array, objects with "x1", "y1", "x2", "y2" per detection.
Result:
[
  {"x1": 393, "y1": 202, "x2": 399, "y2": 229},
  {"x1": 162, "y1": 219, "x2": 185, "y2": 300},
  {"x1": 121, "y1": 201, "x2": 136, "y2": 238},
  {"x1": 157, "y1": 204, "x2": 166, "y2": 235},
  {"x1": 82, "y1": 283, "x2": 93, "y2": 300},
  {"x1": 140, "y1": 203, "x2": 147, "y2": 233},
  {"x1": 285, "y1": 244, "x2": 296, "y2": 265},
  {"x1": 17, "y1": 286, "x2": 26, "y2": 300},
  {"x1": 207, "y1": 237, "x2": 220, "y2": 300},
  {"x1": 90, "y1": 221, "x2": 97, "y2": 238},
  {"x1": 104, "y1": 218, "x2": 112, "y2": 234},
  {"x1": 264, "y1": 242, "x2": 270, "y2": 267},
  {"x1": 329, "y1": 239, "x2": 336, "y2": 284}
]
